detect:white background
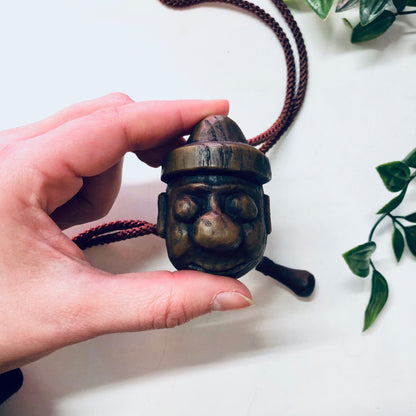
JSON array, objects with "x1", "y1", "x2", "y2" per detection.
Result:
[{"x1": 1, "y1": 1, "x2": 416, "y2": 415}]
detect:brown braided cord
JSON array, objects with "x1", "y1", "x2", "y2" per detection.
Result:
[
  {"x1": 159, "y1": 0, "x2": 308, "y2": 153},
  {"x1": 72, "y1": 0, "x2": 308, "y2": 250},
  {"x1": 73, "y1": 221, "x2": 158, "y2": 250}
]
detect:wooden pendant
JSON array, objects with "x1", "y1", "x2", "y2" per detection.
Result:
[{"x1": 157, "y1": 115, "x2": 272, "y2": 278}]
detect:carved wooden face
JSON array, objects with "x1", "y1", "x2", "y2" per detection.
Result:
[{"x1": 157, "y1": 174, "x2": 271, "y2": 278}]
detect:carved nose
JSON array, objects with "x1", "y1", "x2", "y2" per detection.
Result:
[{"x1": 193, "y1": 211, "x2": 242, "y2": 251}]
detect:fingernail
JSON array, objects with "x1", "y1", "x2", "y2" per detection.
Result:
[{"x1": 211, "y1": 291, "x2": 254, "y2": 312}]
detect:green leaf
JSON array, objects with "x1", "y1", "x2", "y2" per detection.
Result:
[
  {"x1": 393, "y1": 0, "x2": 407, "y2": 11},
  {"x1": 402, "y1": 148, "x2": 416, "y2": 168},
  {"x1": 404, "y1": 212, "x2": 416, "y2": 223},
  {"x1": 343, "y1": 18, "x2": 354, "y2": 29},
  {"x1": 343, "y1": 242, "x2": 376, "y2": 277},
  {"x1": 376, "y1": 161, "x2": 410, "y2": 192},
  {"x1": 392, "y1": 227, "x2": 405, "y2": 262},
  {"x1": 407, "y1": 0, "x2": 416, "y2": 6},
  {"x1": 336, "y1": 0, "x2": 359, "y2": 12},
  {"x1": 377, "y1": 186, "x2": 407, "y2": 214},
  {"x1": 351, "y1": 11, "x2": 396, "y2": 43},
  {"x1": 363, "y1": 270, "x2": 388, "y2": 331},
  {"x1": 404, "y1": 226, "x2": 416, "y2": 256},
  {"x1": 360, "y1": 0, "x2": 390, "y2": 25},
  {"x1": 305, "y1": 0, "x2": 334, "y2": 19}
]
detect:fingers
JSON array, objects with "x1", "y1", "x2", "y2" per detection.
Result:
[
  {"x1": 0, "y1": 266, "x2": 252, "y2": 371},
  {"x1": 32, "y1": 99, "x2": 229, "y2": 175},
  {"x1": 19, "y1": 99, "x2": 228, "y2": 213},
  {"x1": 0, "y1": 93, "x2": 134, "y2": 143},
  {"x1": 50, "y1": 161, "x2": 123, "y2": 229},
  {"x1": 135, "y1": 136, "x2": 186, "y2": 167},
  {"x1": 76, "y1": 269, "x2": 253, "y2": 338}
]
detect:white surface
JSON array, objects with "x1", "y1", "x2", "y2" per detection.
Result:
[{"x1": 1, "y1": 1, "x2": 416, "y2": 415}]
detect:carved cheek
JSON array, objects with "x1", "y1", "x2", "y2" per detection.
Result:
[
  {"x1": 166, "y1": 223, "x2": 192, "y2": 258},
  {"x1": 243, "y1": 221, "x2": 267, "y2": 255}
]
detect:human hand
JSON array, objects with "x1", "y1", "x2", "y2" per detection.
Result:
[{"x1": 0, "y1": 93, "x2": 253, "y2": 373}]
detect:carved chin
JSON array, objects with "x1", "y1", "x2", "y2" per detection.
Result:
[
  {"x1": 186, "y1": 259, "x2": 254, "y2": 279},
  {"x1": 171, "y1": 250, "x2": 262, "y2": 278}
]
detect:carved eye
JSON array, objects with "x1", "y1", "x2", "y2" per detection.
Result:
[
  {"x1": 174, "y1": 195, "x2": 199, "y2": 222},
  {"x1": 225, "y1": 194, "x2": 258, "y2": 222}
]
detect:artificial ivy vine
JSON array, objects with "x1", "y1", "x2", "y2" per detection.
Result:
[
  {"x1": 303, "y1": 0, "x2": 416, "y2": 43},
  {"x1": 343, "y1": 148, "x2": 416, "y2": 331}
]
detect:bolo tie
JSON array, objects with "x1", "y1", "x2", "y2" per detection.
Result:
[{"x1": 72, "y1": 0, "x2": 315, "y2": 298}]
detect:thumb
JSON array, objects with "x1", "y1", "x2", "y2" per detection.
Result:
[{"x1": 77, "y1": 269, "x2": 253, "y2": 337}]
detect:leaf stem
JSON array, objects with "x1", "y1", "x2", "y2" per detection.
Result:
[
  {"x1": 396, "y1": 10, "x2": 416, "y2": 15},
  {"x1": 388, "y1": 213, "x2": 405, "y2": 231},
  {"x1": 368, "y1": 213, "x2": 388, "y2": 242}
]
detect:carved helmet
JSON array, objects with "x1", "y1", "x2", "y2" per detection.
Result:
[{"x1": 161, "y1": 115, "x2": 271, "y2": 184}]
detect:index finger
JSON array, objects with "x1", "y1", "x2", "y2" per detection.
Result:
[
  {"x1": 10, "y1": 99, "x2": 228, "y2": 214},
  {"x1": 30, "y1": 99, "x2": 229, "y2": 177}
]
